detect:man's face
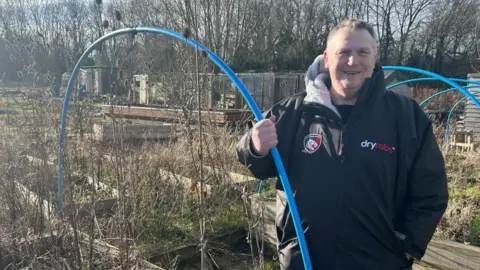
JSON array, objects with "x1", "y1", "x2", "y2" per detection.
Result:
[{"x1": 323, "y1": 28, "x2": 377, "y2": 97}]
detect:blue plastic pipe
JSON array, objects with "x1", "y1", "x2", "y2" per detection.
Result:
[
  {"x1": 419, "y1": 85, "x2": 480, "y2": 107},
  {"x1": 381, "y1": 68, "x2": 480, "y2": 145},
  {"x1": 58, "y1": 27, "x2": 313, "y2": 270},
  {"x1": 382, "y1": 66, "x2": 480, "y2": 110},
  {"x1": 387, "y1": 77, "x2": 480, "y2": 90},
  {"x1": 444, "y1": 91, "x2": 480, "y2": 143}
]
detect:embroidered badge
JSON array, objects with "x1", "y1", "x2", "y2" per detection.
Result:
[{"x1": 303, "y1": 134, "x2": 322, "y2": 154}]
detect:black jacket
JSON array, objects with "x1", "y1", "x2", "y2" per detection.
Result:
[{"x1": 236, "y1": 66, "x2": 449, "y2": 270}]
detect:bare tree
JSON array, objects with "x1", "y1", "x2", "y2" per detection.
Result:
[{"x1": 392, "y1": 0, "x2": 431, "y2": 65}]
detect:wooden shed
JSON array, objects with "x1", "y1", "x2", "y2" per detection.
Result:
[
  {"x1": 146, "y1": 72, "x2": 307, "y2": 111},
  {"x1": 79, "y1": 66, "x2": 118, "y2": 95},
  {"x1": 135, "y1": 70, "x2": 410, "y2": 112},
  {"x1": 235, "y1": 70, "x2": 411, "y2": 110},
  {"x1": 384, "y1": 70, "x2": 413, "y2": 97},
  {"x1": 464, "y1": 73, "x2": 480, "y2": 142}
]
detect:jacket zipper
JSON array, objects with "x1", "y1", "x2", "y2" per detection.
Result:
[
  {"x1": 336, "y1": 121, "x2": 347, "y2": 269},
  {"x1": 338, "y1": 97, "x2": 367, "y2": 162},
  {"x1": 339, "y1": 123, "x2": 346, "y2": 162},
  {"x1": 304, "y1": 101, "x2": 363, "y2": 161}
]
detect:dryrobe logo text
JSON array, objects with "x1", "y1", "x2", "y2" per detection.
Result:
[{"x1": 361, "y1": 140, "x2": 395, "y2": 153}]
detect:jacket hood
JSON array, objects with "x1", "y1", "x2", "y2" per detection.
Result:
[{"x1": 304, "y1": 59, "x2": 386, "y2": 118}]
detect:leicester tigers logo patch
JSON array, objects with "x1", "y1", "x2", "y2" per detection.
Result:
[{"x1": 303, "y1": 134, "x2": 322, "y2": 154}]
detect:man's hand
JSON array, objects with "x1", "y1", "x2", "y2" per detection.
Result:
[{"x1": 251, "y1": 115, "x2": 278, "y2": 156}]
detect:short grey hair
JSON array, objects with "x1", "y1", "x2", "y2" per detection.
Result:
[{"x1": 327, "y1": 18, "x2": 376, "y2": 42}]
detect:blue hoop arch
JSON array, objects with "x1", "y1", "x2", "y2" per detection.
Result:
[
  {"x1": 57, "y1": 26, "x2": 313, "y2": 270},
  {"x1": 382, "y1": 67, "x2": 480, "y2": 145},
  {"x1": 419, "y1": 85, "x2": 480, "y2": 107},
  {"x1": 445, "y1": 91, "x2": 480, "y2": 143},
  {"x1": 387, "y1": 77, "x2": 480, "y2": 90},
  {"x1": 382, "y1": 66, "x2": 480, "y2": 117}
]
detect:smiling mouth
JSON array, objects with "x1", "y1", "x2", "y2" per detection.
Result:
[{"x1": 344, "y1": 71, "x2": 361, "y2": 75}]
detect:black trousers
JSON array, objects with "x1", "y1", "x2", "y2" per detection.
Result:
[{"x1": 278, "y1": 240, "x2": 414, "y2": 270}]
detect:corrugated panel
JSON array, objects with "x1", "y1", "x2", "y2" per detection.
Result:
[
  {"x1": 465, "y1": 121, "x2": 480, "y2": 126},
  {"x1": 390, "y1": 84, "x2": 411, "y2": 97},
  {"x1": 465, "y1": 74, "x2": 480, "y2": 142},
  {"x1": 464, "y1": 76, "x2": 480, "y2": 141},
  {"x1": 465, "y1": 114, "x2": 480, "y2": 119},
  {"x1": 466, "y1": 114, "x2": 480, "y2": 120},
  {"x1": 465, "y1": 125, "x2": 480, "y2": 130},
  {"x1": 236, "y1": 73, "x2": 276, "y2": 110},
  {"x1": 465, "y1": 109, "x2": 480, "y2": 114},
  {"x1": 465, "y1": 108, "x2": 480, "y2": 114},
  {"x1": 465, "y1": 106, "x2": 480, "y2": 111},
  {"x1": 275, "y1": 75, "x2": 301, "y2": 102},
  {"x1": 466, "y1": 101, "x2": 480, "y2": 106},
  {"x1": 465, "y1": 77, "x2": 480, "y2": 118}
]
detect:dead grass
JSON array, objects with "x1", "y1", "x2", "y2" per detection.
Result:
[
  {"x1": 417, "y1": 87, "x2": 480, "y2": 245},
  {"x1": 437, "y1": 149, "x2": 480, "y2": 245},
  {"x1": 0, "y1": 85, "x2": 478, "y2": 270},
  {"x1": 411, "y1": 86, "x2": 463, "y2": 111}
]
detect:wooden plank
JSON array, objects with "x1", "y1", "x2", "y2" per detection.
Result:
[
  {"x1": 69, "y1": 227, "x2": 165, "y2": 269},
  {"x1": 0, "y1": 231, "x2": 62, "y2": 268},
  {"x1": 202, "y1": 165, "x2": 257, "y2": 184},
  {"x1": 249, "y1": 196, "x2": 277, "y2": 246},
  {"x1": 25, "y1": 155, "x2": 119, "y2": 198},
  {"x1": 63, "y1": 197, "x2": 118, "y2": 217},
  {"x1": 15, "y1": 175, "x2": 163, "y2": 269},
  {"x1": 15, "y1": 181, "x2": 58, "y2": 225},
  {"x1": 422, "y1": 239, "x2": 480, "y2": 270},
  {"x1": 156, "y1": 166, "x2": 259, "y2": 196},
  {"x1": 463, "y1": 127, "x2": 480, "y2": 131},
  {"x1": 1, "y1": 228, "x2": 164, "y2": 269},
  {"x1": 24, "y1": 155, "x2": 120, "y2": 217},
  {"x1": 102, "y1": 155, "x2": 257, "y2": 197},
  {"x1": 464, "y1": 111, "x2": 480, "y2": 116},
  {"x1": 464, "y1": 123, "x2": 479, "y2": 130},
  {"x1": 158, "y1": 167, "x2": 213, "y2": 195},
  {"x1": 413, "y1": 262, "x2": 440, "y2": 270},
  {"x1": 465, "y1": 118, "x2": 480, "y2": 122},
  {"x1": 148, "y1": 229, "x2": 245, "y2": 266},
  {"x1": 464, "y1": 126, "x2": 480, "y2": 131},
  {"x1": 25, "y1": 155, "x2": 55, "y2": 167},
  {"x1": 451, "y1": 143, "x2": 474, "y2": 147},
  {"x1": 103, "y1": 154, "x2": 213, "y2": 196},
  {"x1": 93, "y1": 122, "x2": 177, "y2": 141},
  {"x1": 101, "y1": 105, "x2": 253, "y2": 125},
  {"x1": 87, "y1": 175, "x2": 118, "y2": 197}
]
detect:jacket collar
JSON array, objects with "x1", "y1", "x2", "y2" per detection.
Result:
[{"x1": 304, "y1": 64, "x2": 386, "y2": 118}]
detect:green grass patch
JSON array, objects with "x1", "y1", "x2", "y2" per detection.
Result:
[
  {"x1": 450, "y1": 185, "x2": 480, "y2": 199},
  {"x1": 135, "y1": 199, "x2": 247, "y2": 256}
]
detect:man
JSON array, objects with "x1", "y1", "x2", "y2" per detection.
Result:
[{"x1": 236, "y1": 19, "x2": 448, "y2": 270}]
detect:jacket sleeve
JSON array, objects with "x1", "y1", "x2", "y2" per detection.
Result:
[
  {"x1": 236, "y1": 108, "x2": 278, "y2": 180},
  {"x1": 237, "y1": 94, "x2": 301, "y2": 181},
  {"x1": 397, "y1": 107, "x2": 449, "y2": 260}
]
